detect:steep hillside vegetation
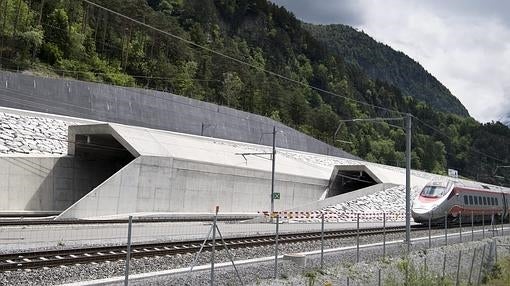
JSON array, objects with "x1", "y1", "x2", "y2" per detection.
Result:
[
  {"x1": 305, "y1": 24, "x2": 469, "y2": 117},
  {"x1": 503, "y1": 115, "x2": 510, "y2": 127},
  {"x1": 0, "y1": 0, "x2": 508, "y2": 185}
]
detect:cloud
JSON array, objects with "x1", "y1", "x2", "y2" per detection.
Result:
[{"x1": 270, "y1": 0, "x2": 510, "y2": 123}]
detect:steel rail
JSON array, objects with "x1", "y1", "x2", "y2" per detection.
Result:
[
  {"x1": 0, "y1": 217, "x2": 250, "y2": 226},
  {"x1": 0, "y1": 225, "x2": 423, "y2": 271}
]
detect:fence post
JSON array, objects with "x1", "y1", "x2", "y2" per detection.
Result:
[
  {"x1": 459, "y1": 211, "x2": 462, "y2": 242},
  {"x1": 444, "y1": 212, "x2": 448, "y2": 246},
  {"x1": 320, "y1": 212, "x2": 325, "y2": 269},
  {"x1": 124, "y1": 215, "x2": 133, "y2": 286},
  {"x1": 471, "y1": 211, "x2": 474, "y2": 242},
  {"x1": 210, "y1": 207, "x2": 219, "y2": 286},
  {"x1": 442, "y1": 252, "x2": 447, "y2": 279},
  {"x1": 482, "y1": 212, "x2": 485, "y2": 238},
  {"x1": 501, "y1": 212, "x2": 504, "y2": 236},
  {"x1": 428, "y1": 212, "x2": 431, "y2": 248},
  {"x1": 274, "y1": 213, "x2": 279, "y2": 279},
  {"x1": 383, "y1": 213, "x2": 386, "y2": 257},
  {"x1": 378, "y1": 268, "x2": 381, "y2": 286},
  {"x1": 495, "y1": 240, "x2": 498, "y2": 264},
  {"x1": 491, "y1": 212, "x2": 495, "y2": 237},
  {"x1": 477, "y1": 245, "x2": 486, "y2": 286},
  {"x1": 356, "y1": 213, "x2": 360, "y2": 263},
  {"x1": 468, "y1": 248, "x2": 477, "y2": 285},
  {"x1": 455, "y1": 251, "x2": 461, "y2": 286}
]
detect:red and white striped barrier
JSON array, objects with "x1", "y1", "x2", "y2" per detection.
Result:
[{"x1": 257, "y1": 211, "x2": 406, "y2": 222}]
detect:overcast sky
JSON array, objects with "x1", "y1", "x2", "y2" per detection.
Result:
[{"x1": 271, "y1": 0, "x2": 510, "y2": 123}]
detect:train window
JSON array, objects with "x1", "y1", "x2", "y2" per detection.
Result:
[
  {"x1": 420, "y1": 186, "x2": 447, "y2": 198},
  {"x1": 469, "y1": 196, "x2": 473, "y2": 205},
  {"x1": 491, "y1": 198, "x2": 495, "y2": 205},
  {"x1": 495, "y1": 198, "x2": 498, "y2": 205},
  {"x1": 463, "y1": 196, "x2": 468, "y2": 204},
  {"x1": 479, "y1": 196, "x2": 483, "y2": 204},
  {"x1": 483, "y1": 197, "x2": 487, "y2": 205},
  {"x1": 474, "y1": 196, "x2": 478, "y2": 204}
]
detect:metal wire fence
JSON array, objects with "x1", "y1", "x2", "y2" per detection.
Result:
[{"x1": 1, "y1": 210, "x2": 509, "y2": 285}]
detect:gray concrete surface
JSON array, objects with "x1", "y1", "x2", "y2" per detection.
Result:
[
  {"x1": 0, "y1": 71, "x2": 357, "y2": 159},
  {"x1": 56, "y1": 123, "x2": 332, "y2": 219},
  {"x1": 57, "y1": 155, "x2": 327, "y2": 219},
  {"x1": 0, "y1": 156, "x2": 119, "y2": 213}
]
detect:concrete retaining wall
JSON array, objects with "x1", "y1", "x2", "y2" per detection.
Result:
[
  {"x1": 57, "y1": 156, "x2": 328, "y2": 219},
  {"x1": 0, "y1": 156, "x2": 117, "y2": 212},
  {"x1": 0, "y1": 71, "x2": 357, "y2": 159}
]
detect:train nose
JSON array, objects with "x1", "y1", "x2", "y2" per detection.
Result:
[
  {"x1": 411, "y1": 208, "x2": 430, "y2": 223},
  {"x1": 411, "y1": 199, "x2": 435, "y2": 222}
]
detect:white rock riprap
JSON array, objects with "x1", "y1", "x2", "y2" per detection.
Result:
[
  {"x1": 281, "y1": 185, "x2": 419, "y2": 223},
  {"x1": 0, "y1": 112, "x2": 74, "y2": 155},
  {"x1": 324, "y1": 185, "x2": 420, "y2": 222}
]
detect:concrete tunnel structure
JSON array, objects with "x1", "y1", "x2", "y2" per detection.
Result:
[
  {"x1": 56, "y1": 123, "x2": 332, "y2": 219},
  {"x1": 0, "y1": 122, "x2": 435, "y2": 219}
]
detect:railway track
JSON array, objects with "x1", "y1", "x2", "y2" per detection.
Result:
[
  {"x1": 0, "y1": 217, "x2": 251, "y2": 226},
  {"x1": 0, "y1": 225, "x2": 425, "y2": 271}
]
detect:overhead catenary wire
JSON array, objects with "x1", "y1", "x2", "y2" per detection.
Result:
[
  {"x1": 81, "y1": 0, "x2": 501, "y2": 164},
  {"x1": 411, "y1": 115, "x2": 508, "y2": 164},
  {"x1": 2, "y1": 1, "x2": 507, "y2": 173},
  {"x1": 0, "y1": 56, "x2": 222, "y2": 83},
  {"x1": 81, "y1": 0, "x2": 404, "y2": 117}
]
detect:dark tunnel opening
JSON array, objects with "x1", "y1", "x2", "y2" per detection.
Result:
[
  {"x1": 327, "y1": 170, "x2": 378, "y2": 198},
  {"x1": 70, "y1": 134, "x2": 135, "y2": 200},
  {"x1": 74, "y1": 134, "x2": 134, "y2": 166}
]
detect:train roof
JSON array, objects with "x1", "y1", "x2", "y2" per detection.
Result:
[{"x1": 450, "y1": 180, "x2": 510, "y2": 193}]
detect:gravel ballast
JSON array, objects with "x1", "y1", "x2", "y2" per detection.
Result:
[{"x1": 1, "y1": 224, "x2": 508, "y2": 285}]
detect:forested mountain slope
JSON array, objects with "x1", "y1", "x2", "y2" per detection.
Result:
[
  {"x1": 503, "y1": 115, "x2": 510, "y2": 127},
  {"x1": 305, "y1": 24, "x2": 469, "y2": 117},
  {"x1": 0, "y1": 0, "x2": 508, "y2": 186}
]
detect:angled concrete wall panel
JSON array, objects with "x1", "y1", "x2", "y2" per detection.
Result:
[
  {"x1": 0, "y1": 156, "x2": 118, "y2": 213},
  {"x1": 57, "y1": 156, "x2": 327, "y2": 219}
]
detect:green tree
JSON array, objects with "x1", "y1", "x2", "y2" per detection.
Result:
[{"x1": 221, "y1": 71, "x2": 243, "y2": 107}]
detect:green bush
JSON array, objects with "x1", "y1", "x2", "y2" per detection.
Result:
[
  {"x1": 384, "y1": 257, "x2": 453, "y2": 286},
  {"x1": 483, "y1": 256, "x2": 510, "y2": 285},
  {"x1": 40, "y1": 43, "x2": 63, "y2": 65}
]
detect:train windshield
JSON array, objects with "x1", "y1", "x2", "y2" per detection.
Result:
[{"x1": 420, "y1": 186, "x2": 447, "y2": 198}]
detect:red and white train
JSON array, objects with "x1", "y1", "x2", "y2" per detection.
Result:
[{"x1": 412, "y1": 180, "x2": 510, "y2": 224}]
